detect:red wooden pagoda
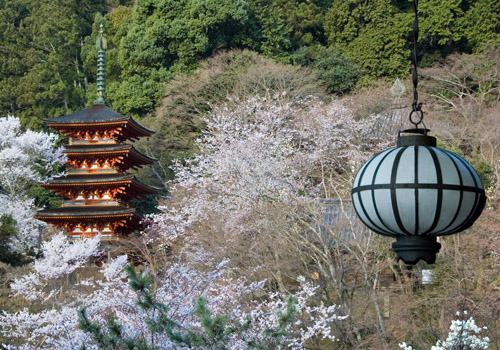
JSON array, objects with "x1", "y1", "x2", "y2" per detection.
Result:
[{"x1": 35, "y1": 26, "x2": 156, "y2": 240}]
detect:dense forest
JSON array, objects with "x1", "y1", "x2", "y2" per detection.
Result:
[
  {"x1": 0, "y1": 0, "x2": 499, "y2": 349},
  {"x1": 0, "y1": 0, "x2": 497, "y2": 127}
]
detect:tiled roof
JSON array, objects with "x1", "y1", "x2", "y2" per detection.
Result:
[{"x1": 35, "y1": 205, "x2": 136, "y2": 218}]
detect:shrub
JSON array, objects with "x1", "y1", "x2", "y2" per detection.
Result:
[{"x1": 311, "y1": 45, "x2": 360, "y2": 94}]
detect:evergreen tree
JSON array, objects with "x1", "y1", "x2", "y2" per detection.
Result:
[
  {"x1": 82, "y1": 0, "x2": 251, "y2": 118},
  {"x1": 0, "y1": 0, "x2": 106, "y2": 129},
  {"x1": 324, "y1": 0, "x2": 411, "y2": 80}
]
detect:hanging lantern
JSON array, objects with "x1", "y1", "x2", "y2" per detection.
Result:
[
  {"x1": 351, "y1": 0, "x2": 486, "y2": 264},
  {"x1": 352, "y1": 130, "x2": 486, "y2": 264}
]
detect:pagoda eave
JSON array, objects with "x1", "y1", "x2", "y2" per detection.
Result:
[
  {"x1": 48, "y1": 125, "x2": 152, "y2": 143},
  {"x1": 64, "y1": 145, "x2": 156, "y2": 168},
  {"x1": 40, "y1": 175, "x2": 156, "y2": 191},
  {"x1": 39, "y1": 175, "x2": 157, "y2": 200},
  {"x1": 35, "y1": 205, "x2": 136, "y2": 219},
  {"x1": 35, "y1": 211, "x2": 144, "y2": 238}
]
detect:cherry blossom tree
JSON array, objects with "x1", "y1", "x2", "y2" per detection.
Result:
[
  {"x1": 0, "y1": 115, "x2": 66, "y2": 254},
  {"x1": 0, "y1": 234, "x2": 345, "y2": 349},
  {"x1": 142, "y1": 94, "x2": 393, "y2": 348},
  {"x1": 151, "y1": 94, "x2": 390, "y2": 246}
]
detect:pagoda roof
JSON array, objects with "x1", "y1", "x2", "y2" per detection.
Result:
[
  {"x1": 45, "y1": 104, "x2": 154, "y2": 138},
  {"x1": 40, "y1": 174, "x2": 157, "y2": 198},
  {"x1": 35, "y1": 205, "x2": 136, "y2": 219},
  {"x1": 43, "y1": 173, "x2": 133, "y2": 185},
  {"x1": 42, "y1": 174, "x2": 156, "y2": 192},
  {"x1": 64, "y1": 144, "x2": 156, "y2": 164}
]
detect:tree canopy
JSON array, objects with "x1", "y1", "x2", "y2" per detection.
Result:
[{"x1": 0, "y1": 0, "x2": 496, "y2": 126}]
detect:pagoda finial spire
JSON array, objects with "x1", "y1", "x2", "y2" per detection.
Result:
[{"x1": 94, "y1": 24, "x2": 107, "y2": 105}]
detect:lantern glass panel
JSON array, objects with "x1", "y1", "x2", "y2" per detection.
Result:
[
  {"x1": 452, "y1": 156, "x2": 478, "y2": 187},
  {"x1": 396, "y1": 188, "x2": 416, "y2": 232},
  {"x1": 374, "y1": 189, "x2": 399, "y2": 232},
  {"x1": 375, "y1": 150, "x2": 398, "y2": 184},
  {"x1": 436, "y1": 152, "x2": 460, "y2": 185},
  {"x1": 451, "y1": 191, "x2": 477, "y2": 229},
  {"x1": 363, "y1": 190, "x2": 385, "y2": 232},
  {"x1": 418, "y1": 188, "x2": 438, "y2": 232},
  {"x1": 358, "y1": 191, "x2": 376, "y2": 223},
  {"x1": 418, "y1": 148, "x2": 437, "y2": 183},
  {"x1": 436, "y1": 190, "x2": 461, "y2": 231},
  {"x1": 396, "y1": 150, "x2": 414, "y2": 183}
]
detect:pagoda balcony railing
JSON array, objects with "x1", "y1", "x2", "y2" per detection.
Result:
[
  {"x1": 68, "y1": 234, "x2": 119, "y2": 241},
  {"x1": 62, "y1": 200, "x2": 121, "y2": 207},
  {"x1": 68, "y1": 168, "x2": 118, "y2": 175},
  {"x1": 70, "y1": 139, "x2": 116, "y2": 145}
]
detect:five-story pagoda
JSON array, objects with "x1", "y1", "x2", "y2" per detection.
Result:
[{"x1": 35, "y1": 25, "x2": 157, "y2": 240}]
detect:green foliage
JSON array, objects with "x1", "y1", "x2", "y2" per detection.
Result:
[
  {"x1": 324, "y1": 0, "x2": 411, "y2": 81},
  {"x1": 417, "y1": 0, "x2": 499, "y2": 54},
  {"x1": 107, "y1": 69, "x2": 170, "y2": 118},
  {"x1": 26, "y1": 185, "x2": 62, "y2": 210},
  {"x1": 82, "y1": 0, "x2": 252, "y2": 118},
  {"x1": 308, "y1": 45, "x2": 360, "y2": 94},
  {"x1": 0, "y1": 0, "x2": 495, "y2": 127},
  {"x1": 460, "y1": 0, "x2": 500, "y2": 52},
  {"x1": 0, "y1": 215, "x2": 25, "y2": 265},
  {"x1": 129, "y1": 195, "x2": 158, "y2": 216},
  {"x1": 247, "y1": 0, "x2": 330, "y2": 63},
  {"x1": 0, "y1": 0, "x2": 106, "y2": 129},
  {"x1": 472, "y1": 160, "x2": 494, "y2": 189},
  {"x1": 418, "y1": 0, "x2": 465, "y2": 46},
  {"x1": 323, "y1": 0, "x2": 500, "y2": 82}
]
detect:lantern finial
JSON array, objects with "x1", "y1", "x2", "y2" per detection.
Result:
[{"x1": 390, "y1": 78, "x2": 406, "y2": 99}]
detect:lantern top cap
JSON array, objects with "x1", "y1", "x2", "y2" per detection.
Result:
[{"x1": 397, "y1": 130, "x2": 436, "y2": 147}]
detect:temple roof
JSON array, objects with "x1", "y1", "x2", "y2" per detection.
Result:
[
  {"x1": 35, "y1": 205, "x2": 136, "y2": 219},
  {"x1": 64, "y1": 144, "x2": 156, "y2": 164},
  {"x1": 43, "y1": 173, "x2": 133, "y2": 184},
  {"x1": 42, "y1": 174, "x2": 156, "y2": 192},
  {"x1": 65, "y1": 144, "x2": 133, "y2": 153},
  {"x1": 45, "y1": 104, "x2": 154, "y2": 138},
  {"x1": 47, "y1": 104, "x2": 127, "y2": 124},
  {"x1": 40, "y1": 174, "x2": 157, "y2": 198}
]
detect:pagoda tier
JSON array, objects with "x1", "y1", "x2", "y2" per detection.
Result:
[
  {"x1": 35, "y1": 206, "x2": 142, "y2": 241},
  {"x1": 45, "y1": 104, "x2": 154, "y2": 142},
  {"x1": 39, "y1": 174, "x2": 156, "y2": 203},
  {"x1": 64, "y1": 144, "x2": 155, "y2": 172}
]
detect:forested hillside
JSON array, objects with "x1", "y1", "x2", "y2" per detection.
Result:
[
  {"x1": 0, "y1": 0, "x2": 499, "y2": 349},
  {"x1": 0, "y1": 0, "x2": 497, "y2": 126}
]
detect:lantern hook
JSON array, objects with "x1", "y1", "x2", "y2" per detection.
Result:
[{"x1": 409, "y1": 105, "x2": 425, "y2": 131}]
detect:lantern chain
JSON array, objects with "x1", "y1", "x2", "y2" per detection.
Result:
[{"x1": 409, "y1": 0, "x2": 424, "y2": 130}]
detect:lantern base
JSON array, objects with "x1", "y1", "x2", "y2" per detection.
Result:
[{"x1": 392, "y1": 236, "x2": 441, "y2": 265}]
